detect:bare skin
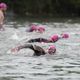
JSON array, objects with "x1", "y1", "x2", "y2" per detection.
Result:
[
  {"x1": 0, "y1": 5, "x2": 7, "y2": 31},
  {"x1": 0, "y1": 10, "x2": 4, "y2": 30}
]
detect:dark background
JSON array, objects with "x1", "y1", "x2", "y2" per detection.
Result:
[{"x1": 0, "y1": 0, "x2": 80, "y2": 17}]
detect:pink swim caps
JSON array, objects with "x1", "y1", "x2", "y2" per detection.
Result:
[
  {"x1": 61, "y1": 33, "x2": 69, "y2": 38},
  {"x1": 48, "y1": 45, "x2": 56, "y2": 54},
  {"x1": 0, "y1": 3, "x2": 7, "y2": 9},
  {"x1": 50, "y1": 34, "x2": 59, "y2": 42}
]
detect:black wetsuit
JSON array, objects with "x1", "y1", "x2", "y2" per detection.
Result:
[
  {"x1": 27, "y1": 38, "x2": 52, "y2": 43},
  {"x1": 20, "y1": 44, "x2": 46, "y2": 56}
]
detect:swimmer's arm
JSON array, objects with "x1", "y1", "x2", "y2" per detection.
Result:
[
  {"x1": 27, "y1": 38, "x2": 50, "y2": 43},
  {"x1": 0, "y1": 11, "x2": 4, "y2": 25},
  {"x1": 11, "y1": 44, "x2": 33, "y2": 52},
  {"x1": 27, "y1": 38, "x2": 41, "y2": 42},
  {"x1": 0, "y1": 12, "x2": 4, "y2": 30},
  {"x1": 17, "y1": 44, "x2": 33, "y2": 50}
]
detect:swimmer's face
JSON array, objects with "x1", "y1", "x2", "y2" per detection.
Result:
[{"x1": 48, "y1": 48, "x2": 56, "y2": 55}]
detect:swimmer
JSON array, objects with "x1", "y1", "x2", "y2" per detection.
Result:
[
  {"x1": 11, "y1": 44, "x2": 56, "y2": 56},
  {"x1": 26, "y1": 23, "x2": 45, "y2": 33},
  {"x1": 0, "y1": 3, "x2": 7, "y2": 31},
  {"x1": 37, "y1": 25, "x2": 45, "y2": 33},
  {"x1": 27, "y1": 33, "x2": 69, "y2": 43},
  {"x1": 27, "y1": 23, "x2": 37, "y2": 32}
]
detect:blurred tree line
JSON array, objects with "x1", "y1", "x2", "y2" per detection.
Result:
[{"x1": 0, "y1": 0, "x2": 80, "y2": 17}]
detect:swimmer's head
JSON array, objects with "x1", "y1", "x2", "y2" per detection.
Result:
[
  {"x1": 0, "y1": 3, "x2": 7, "y2": 11},
  {"x1": 28, "y1": 24, "x2": 37, "y2": 32},
  {"x1": 37, "y1": 26, "x2": 45, "y2": 33},
  {"x1": 50, "y1": 34, "x2": 60, "y2": 42},
  {"x1": 31, "y1": 25, "x2": 37, "y2": 31},
  {"x1": 48, "y1": 45, "x2": 56, "y2": 55},
  {"x1": 61, "y1": 33, "x2": 69, "y2": 39}
]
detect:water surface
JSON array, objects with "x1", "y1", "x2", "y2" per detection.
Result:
[{"x1": 0, "y1": 20, "x2": 80, "y2": 80}]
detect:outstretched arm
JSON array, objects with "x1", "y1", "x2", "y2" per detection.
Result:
[
  {"x1": 11, "y1": 44, "x2": 46, "y2": 56},
  {"x1": 11, "y1": 44, "x2": 33, "y2": 52},
  {"x1": 27, "y1": 38, "x2": 51, "y2": 43}
]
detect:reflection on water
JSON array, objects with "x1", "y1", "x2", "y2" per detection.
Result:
[{"x1": 0, "y1": 21, "x2": 80, "y2": 80}]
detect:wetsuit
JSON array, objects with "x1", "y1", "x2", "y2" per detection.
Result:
[
  {"x1": 28, "y1": 28, "x2": 34, "y2": 32},
  {"x1": 27, "y1": 38, "x2": 53, "y2": 43},
  {"x1": 19, "y1": 44, "x2": 46, "y2": 56}
]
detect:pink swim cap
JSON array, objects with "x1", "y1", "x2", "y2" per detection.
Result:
[
  {"x1": 37, "y1": 26, "x2": 45, "y2": 33},
  {"x1": 0, "y1": 3, "x2": 7, "y2": 8},
  {"x1": 48, "y1": 45, "x2": 56, "y2": 54},
  {"x1": 50, "y1": 34, "x2": 59, "y2": 42},
  {"x1": 30, "y1": 24, "x2": 37, "y2": 31},
  {"x1": 61, "y1": 33, "x2": 69, "y2": 38}
]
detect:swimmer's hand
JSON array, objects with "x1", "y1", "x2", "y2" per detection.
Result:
[{"x1": 11, "y1": 46, "x2": 21, "y2": 53}]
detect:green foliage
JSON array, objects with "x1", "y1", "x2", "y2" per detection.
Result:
[{"x1": 0, "y1": 0, "x2": 80, "y2": 17}]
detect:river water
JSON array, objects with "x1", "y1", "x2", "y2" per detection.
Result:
[{"x1": 0, "y1": 19, "x2": 80, "y2": 80}]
